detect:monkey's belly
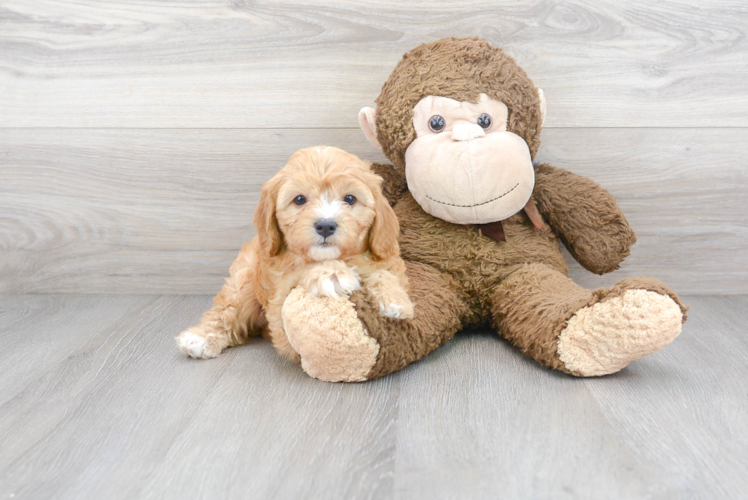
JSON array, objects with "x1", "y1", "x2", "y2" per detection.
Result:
[{"x1": 395, "y1": 194, "x2": 568, "y2": 291}]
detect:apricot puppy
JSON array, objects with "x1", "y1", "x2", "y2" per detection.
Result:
[{"x1": 177, "y1": 146, "x2": 413, "y2": 362}]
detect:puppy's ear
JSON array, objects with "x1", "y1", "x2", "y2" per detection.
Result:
[
  {"x1": 254, "y1": 176, "x2": 283, "y2": 257},
  {"x1": 368, "y1": 178, "x2": 400, "y2": 260}
]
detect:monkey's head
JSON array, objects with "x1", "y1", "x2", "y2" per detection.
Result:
[{"x1": 359, "y1": 37, "x2": 546, "y2": 225}]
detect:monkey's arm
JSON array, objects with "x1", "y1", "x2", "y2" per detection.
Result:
[
  {"x1": 370, "y1": 163, "x2": 409, "y2": 206},
  {"x1": 532, "y1": 163, "x2": 637, "y2": 275}
]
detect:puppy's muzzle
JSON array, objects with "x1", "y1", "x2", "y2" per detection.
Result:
[{"x1": 315, "y1": 219, "x2": 338, "y2": 239}]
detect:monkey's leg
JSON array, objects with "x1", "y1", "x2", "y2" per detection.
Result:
[
  {"x1": 282, "y1": 261, "x2": 469, "y2": 382},
  {"x1": 490, "y1": 263, "x2": 687, "y2": 376}
]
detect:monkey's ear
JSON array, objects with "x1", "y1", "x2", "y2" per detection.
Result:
[
  {"x1": 537, "y1": 89, "x2": 547, "y2": 127},
  {"x1": 358, "y1": 107, "x2": 382, "y2": 150}
]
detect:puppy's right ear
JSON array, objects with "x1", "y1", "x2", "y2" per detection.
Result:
[
  {"x1": 358, "y1": 107, "x2": 382, "y2": 151},
  {"x1": 254, "y1": 176, "x2": 283, "y2": 257}
]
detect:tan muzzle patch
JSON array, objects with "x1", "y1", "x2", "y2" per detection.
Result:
[{"x1": 405, "y1": 130, "x2": 535, "y2": 225}]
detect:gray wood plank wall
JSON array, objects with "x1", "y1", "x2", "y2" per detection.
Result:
[{"x1": 1, "y1": 0, "x2": 746, "y2": 294}]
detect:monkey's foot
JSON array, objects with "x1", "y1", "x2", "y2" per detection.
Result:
[
  {"x1": 282, "y1": 287, "x2": 379, "y2": 382},
  {"x1": 557, "y1": 284, "x2": 685, "y2": 376}
]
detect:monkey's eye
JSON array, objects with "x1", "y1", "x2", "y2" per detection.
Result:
[
  {"x1": 428, "y1": 115, "x2": 445, "y2": 133},
  {"x1": 343, "y1": 194, "x2": 357, "y2": 206},
  {"x1": 477, "y1": 113, "x2": 492, "y2": 130},
  {"x1": 293, "y1": 195, "x2": 307, "y2": 206}
]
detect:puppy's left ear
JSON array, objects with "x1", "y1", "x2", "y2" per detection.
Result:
[
  {"x1": 368, "y1": 181, "x2": 400, "y2": 260},
  {"x1": 254, "y1": 176, "x2": 283, "y2": 257}
]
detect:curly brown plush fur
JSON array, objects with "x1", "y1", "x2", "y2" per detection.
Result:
[
  {"x1": 375, "y1": 37, "x2": 544, "y2": 171},
  {"x1": 283, "y1": 37, "x2": 687, "y2": 381}
]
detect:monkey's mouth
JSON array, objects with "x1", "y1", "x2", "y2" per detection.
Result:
[{"x1": 426, "y1": 183, "x2": 519, "y2": 208}]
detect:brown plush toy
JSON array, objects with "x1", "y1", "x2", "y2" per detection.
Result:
[{"x1": 282, "y1": 37, "x2": 687, "y2": 382}]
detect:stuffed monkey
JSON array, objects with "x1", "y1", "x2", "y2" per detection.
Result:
[{"x1": 282, "y1": 37, "x2": 687, "y2": 382}]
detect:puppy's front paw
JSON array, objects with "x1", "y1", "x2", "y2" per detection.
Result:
[
  {"x1": 379, "y1": 295, "x2": 414, "y2": 320},
  {"x1": 301, "y1": 261, "x2": 361, "y2": 298},
  {"x1": 177, "y1": 330, "x2": 220, "y2": 359}
]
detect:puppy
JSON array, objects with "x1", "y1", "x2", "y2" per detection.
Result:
[{"x1": 177, "y1": 146, "x2": 413, "y2": 362}]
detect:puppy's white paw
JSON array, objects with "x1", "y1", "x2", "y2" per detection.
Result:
[
  {"x1": 177, "y1": 330, "x2": 219, "y2": 359},
  {"x1": 379, "y1": 296, "x2": 414, "y2": 320},
  {"x1": 302, "y1": 261, "x2": 361, "y2": 299}
]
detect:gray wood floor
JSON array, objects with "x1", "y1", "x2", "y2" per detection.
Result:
[{"x1": 1, "y1": 294, "x2": 746, "y2": 499}]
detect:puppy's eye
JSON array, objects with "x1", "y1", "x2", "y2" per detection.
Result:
[
  {"x1": 293, "y1": 195, "x2": 307, "y2": 206},
  {"x1": 343, "y1": 194, "x2": 357, "y2": 206},
  {"x1": 428, "y1": 115, "x2": 445, "y2": 133},
  {"x1": 477, "y1": 113, "x2": 492, "y2": 130}
]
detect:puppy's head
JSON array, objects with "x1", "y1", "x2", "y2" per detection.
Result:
[{"x1": 254, "y1": 146, "x2": 399, "y2": 262}]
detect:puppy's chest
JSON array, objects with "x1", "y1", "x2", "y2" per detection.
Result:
[
  {"x1": 394, "y1": 193, "x2": 563, "y2": 280},
  {"x1": 257, "y1": 261, "x2": 307, "y2": 308}
]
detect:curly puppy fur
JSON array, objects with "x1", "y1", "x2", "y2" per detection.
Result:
[{"x1": 177, "y1": 146, "x2": 412, "y2": 362}]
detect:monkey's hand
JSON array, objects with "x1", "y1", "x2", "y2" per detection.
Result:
[{"x1": 532, "y1": 162, "x2": 637, "y2": 275}]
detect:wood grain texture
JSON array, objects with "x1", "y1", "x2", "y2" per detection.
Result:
[
  {"x1": 0, "y1": 294, "x2": 396, "y2": 500},
  {"x1": 1, "y1": 127, "x2": 745, "y2": 294},
  {"x1": 0, "y1": 294, "x2": 746, "y2": 499},
  {"x1": 393, "y1": 295, "x2": 748, "y2": 500},
  {"x1": 1, "y1": 0, "x2": 747, "y2": 128},
  {"x1": 1, "y1": 3, "x2": 744, "y2": 497}
]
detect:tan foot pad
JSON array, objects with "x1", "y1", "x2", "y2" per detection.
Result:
[
  {"x1": 282, "y1": 287, "x2": 379, "y2": 382},
  {"x1": 558, "y1": 289, "x2": 683, "y2": 376}
]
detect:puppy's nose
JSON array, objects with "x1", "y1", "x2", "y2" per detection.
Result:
[
  {"x1": 315, "y1": 219, "x2": 338, "y2": 238},
  {"x1": 451, "y1": 123, "x2": 486, "y2": 141}
]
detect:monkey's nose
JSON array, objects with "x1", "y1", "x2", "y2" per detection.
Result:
[
  {"x1": 451, "y1": 123, "x2": 486, "y2": 141},
  {"x1": 315, "y1": 219, "x2": 338, "y2": 238}
]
